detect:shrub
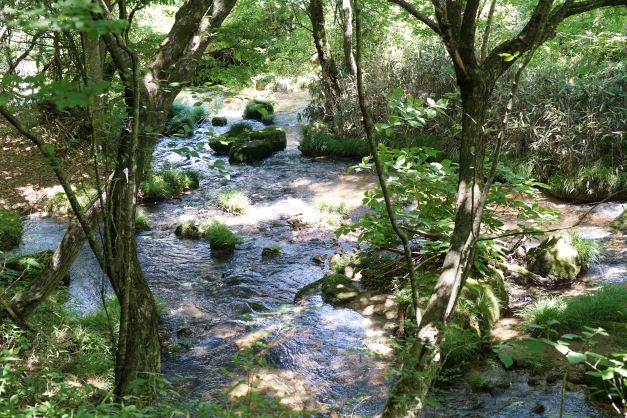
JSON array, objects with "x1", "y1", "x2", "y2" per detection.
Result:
[
  {"x1": 165, "y1": 101, "x2": 208, "y2": 137},
  {"x1": 467, "y1": 370, "x2": 488, "y2": 392},
  {"x1": 140, "y1": 169, "x2": 199, "y2": 202},
  {"x1": 521, "y1": 284, "x2": 627, "y2": 336},
  {"x1": 547, "y1": 162, "x2": 627, "y2": 202},
  {"x1": 0, "y1": 209, "x2": 22, "y2": 251},
  {"x1": 440, "y1": 323, "x2": 482, "y2": 368},
  {"x1": 215, "y1": 189, "x2": 251, "y2": 214},
  {"x1": 299, "y1": 123, "x2": 369, "y2": 160}
]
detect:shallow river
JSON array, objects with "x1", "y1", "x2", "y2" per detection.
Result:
[{"x1": 10, "y1": 88, "x2": 626, "y2": 417}]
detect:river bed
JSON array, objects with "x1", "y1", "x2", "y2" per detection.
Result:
[{"x1": 8, "y1": 88, "x2": 625, "y2": 417}]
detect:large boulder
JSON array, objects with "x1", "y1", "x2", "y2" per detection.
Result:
[
  {"x1": 208, "y1": 123, "x2": 254, "y2": 155},
  {"x1": 243, "y1": 99, "x2": 274, "y2": 121},
  {"x1": 228, "y1": 128, "x2": 287, "y2": 164},
  {"x1": 526, "y1": 234, "x2": 581, "y2": 282},
  {"x1": 211, "y1": 116, "x2": 228, "y2": 127}
]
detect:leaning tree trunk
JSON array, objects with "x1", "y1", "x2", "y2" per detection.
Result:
[{"x1": 382, "y1": 81, "x2": 493, "y2": 417}]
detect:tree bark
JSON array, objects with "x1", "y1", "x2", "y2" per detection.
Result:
[
  {"x1": 341, "y1": 0, "x2": 357, "y2": 76},
  {"x1": 308, "y1": 0, "x2": 340, "y2": 101}
]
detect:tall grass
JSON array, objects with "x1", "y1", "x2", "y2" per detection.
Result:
[
  {"x1": 521, "y1": 284, "x2": 627, "y2": 336},
  {"x1": 215, "y1": 189, "x2": 251, "y2": 214},
  {"x1": 140, "y1": 169, "x2": 199, "y2": 201}
]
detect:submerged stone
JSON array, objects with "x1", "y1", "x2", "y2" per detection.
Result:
[
  {"x1": 320, "y1": 273, "x2": 360, "y2": 305},
  {"x1": 526, "y1": 234, "x2": 582, "y2": 282}
]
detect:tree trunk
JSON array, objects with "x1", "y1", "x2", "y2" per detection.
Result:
[
  {"x1": 341, "y1": 0, "x2": 357, "y2": 76},
  {"x1": 308, "y1": 0, "x2": 340, "y2": 100},
  {"x1": 382, "y1": 82, "x2": 493, "y2": 417}
]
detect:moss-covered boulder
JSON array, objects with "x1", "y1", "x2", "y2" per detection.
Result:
[
  {"x1": 320, "y1": 274, "x2": 360, "y2": 305},
  {"x1": 0, "y1": 209, "x2": 22, "y2": 251},
  {"x1": 175, "y1": 220, "x2": 202, "y2": 239},
  {"x1": 228, "y1": 128, "x2": 287, "y2": 164},
  {"x1": 526, "y1": 234, "x2": 582, "y2": 282},
  {"x1": 243, "y1": 99, "x2": 274, "y2": 121},
  {"x1": 609, "y1": 209, "x2": 626, "y2": 232},
  {"x1": 208, "y1": 123, "x2": 254, "y2": 155},
  {"x1": 211, "y1": 116, "x2": 228, "y2": 127}
]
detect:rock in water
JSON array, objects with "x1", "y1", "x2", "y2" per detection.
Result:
[
  {"x1": 320, "y1": 274, "x2": 360, "y2": 305},
  {"x1": 211, "y1": 116, "x2": 227, "y2": 126},
  {"x1": 228, "y1": 128, "x2": 287, "y2": 164},
  {"x1": 526, "y1": 234, "x2": 581, "y2": 282},
  {"x1": 609, "y1": 208, "x2": 626, "y2": 232},
  {"x1": 243, "y1": 99, "x2": 274, "y2": 121}
]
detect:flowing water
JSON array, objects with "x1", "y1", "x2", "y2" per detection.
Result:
[{"x1": 8, "y1": 88, "x2": 626, "y2": 417}]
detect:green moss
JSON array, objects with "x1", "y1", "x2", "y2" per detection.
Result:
[
  {"x1": 140, "y1": 169, "x2": 199, "y2": 202},
  {"x1": 174, "y1": 219, "x2": 202, "y2": 239},
  {"x1": 243, "y1": 99, "x2": 274, "y2": 121},
  {"x1": 211, "y1": 116, "x2": 228, "y2": 127},
  {"x1": 215, "y1": 189, "x2": 251, "y2": 214},
  {"x1": 228, "y1": 128, "x2": 287, "y2": 164},
  {"x1": 320, "y1": 274, "x2": 360, "y2": 305},
  {"x1": 299, "y1": 124, "x2": 369, "y2": 160},
  {"x1": 0, "y1": 209, "x2": 22, "y2": 251},
  {"x1": 261, "y1": 244, "x2": 282, "y2": 258},
  {"x1": 261, "y1": 113, "x2": 275, "y2": 125},
  {"x1": 609, "y1": 209, "x2": 627, "y2": 232},
  {"x1": 165, "y1": 101, "x2": 208, "y2": 137},
  {"x1": 521, "y1": 284, "x2": 627, "y2": 338}
]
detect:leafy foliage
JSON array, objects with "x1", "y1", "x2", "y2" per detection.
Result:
[
  {"x1": 164, "y1": 101, "x2": 208, "y2": 137},
  {"x1": 0, "y1": 210, "x2": 22, "y2": 251}
]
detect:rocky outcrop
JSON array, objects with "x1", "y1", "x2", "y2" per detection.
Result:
[{"x1": 526, "y1": 234, "x2": 581, "y2": 282}]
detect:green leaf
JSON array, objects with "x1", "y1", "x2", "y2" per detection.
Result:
[
  {"x1": 567, "y1": 351, "x2": 586, "y2": 365},
  {"x1": 497, "y1": 351, "x2": 514, "y2": 368}
]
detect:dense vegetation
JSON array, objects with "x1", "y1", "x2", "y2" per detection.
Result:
[{"x1": 0, "y1": 0, "x2": 625, "y2": 416}]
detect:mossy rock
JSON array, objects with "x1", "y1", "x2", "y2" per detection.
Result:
[
  {"x1": 0, "y1": 209, "x2": 22, "y2": 251},
  {"x1": 320, "y1": 274, "x2": 360, "y2": 305},
  {"x1": 526, "y1": 234, "x2": 582, "y2": 282},
  {"x1": 243, "y1": 99, "x2": 274, "y2": 121},
  {"x1": 175, "y1": 221, "x2": 202, "y2": 239},
  {"x1": 208, "y1": 123, "x2": 254, "y2": 155},
  {"x1": 211, "y1": 116, "x2": 228, "y2": 127},
  {"x1": 228, "y1": 128, "x2": 287, "y2": 165},
  {"x1": 609, "y1": 209, "x2": 626, "y2": 232}
]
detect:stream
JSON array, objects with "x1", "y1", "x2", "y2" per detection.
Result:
[{"x1": 9, "y1": 88, "x2": 626, "y2": 417}]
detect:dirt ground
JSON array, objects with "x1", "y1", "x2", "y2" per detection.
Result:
[{"x1": 0, "y1": 120, "x2": 95, "y2": 213}]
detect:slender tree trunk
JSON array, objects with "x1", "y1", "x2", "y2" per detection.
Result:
[
  {"x1": 382, "y1": 82, "x2": 493, "y2": 417},
  {"x1": 341, "y1": 0, "x2": 357, "y2": 75},
  {"x1": 308, "y1": 0, "x2": 340, "y2": 101}
]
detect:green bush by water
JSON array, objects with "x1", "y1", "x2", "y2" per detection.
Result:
[
  {"x1": 45, "y1": 187, "x2": 98, "y2": 216},
  {"x1": 165, "y1": 101, "x2": 208, "y2": 137},
  {"x1": 0, "y1": 209, "x2": 22, "y2": 251},
  {"x1": 299, "y1": 124, "x2": 369, "y2": 160},
  {"x1": 201, "y1": 219, "x2": 240, "y2": 250},
  {"x1": 215, "y1": 189, "x2": 251, "y2": 214}
]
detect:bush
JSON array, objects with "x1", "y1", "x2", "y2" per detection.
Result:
[
  {"x1": 0, "y1": 209, "x2": 22, "y2": 251},
  {"x1": 547, "y1": 162, "x2": 627, "y2": 202},
  {"x1": 243, "y1": 99, "x2": 274, "y2": 121},
  {"x1": 440, "y1": 323, "x2": 482, "y2": 368},
  {"x1": 521, "y1": 284, "x2": 627, "y2": 336},
  {"x1": 165, "y1": 101, "x2": 208, "y2": 137},
  {"x1": 215, "y1": 189, "x2": 251, "y2": 214},
  {"x1": 299, "y1": 123, "x2": 369, "y2": 160},
  {"x1": 140, "y1": 169, "x2": 199, "y2": 202}
]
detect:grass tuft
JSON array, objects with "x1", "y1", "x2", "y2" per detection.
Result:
[
  {"x1": 299, "y1": 124, "x2": 369, "y2": 160},
  {"x1": 568, "y1": 233, "x2": 602, "y2": 269},
  {"x1": 140, "y1": 168, "x2": 199, "y2": 202},
  {"x1": 201, "y1": 219, "x2": 240, "y2": 255},
  {"x1": 521, "y1": 284, "x2": 627, "y2": 336},
  {"x1": 215, "y1": 189, "x2": 251, "y2": 214},
  {"x1": 135, "y1": 209, "x2": 151, "y2": 231}
]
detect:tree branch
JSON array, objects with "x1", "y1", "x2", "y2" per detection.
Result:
[{"x1": 388, "y1": 0, "x2": 441, "y2": 34}]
